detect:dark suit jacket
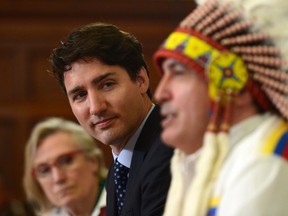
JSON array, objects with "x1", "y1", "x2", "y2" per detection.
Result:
[{"x1": 106, "y1": 105, "x2": 174, "y2": 216}]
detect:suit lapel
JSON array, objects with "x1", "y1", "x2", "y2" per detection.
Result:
[
  {"x1": 125, "y1": 105, "x2": 162, "y2": 192},
  {"x1": 106, "y1": 163, "x2": 117, "y2": 216}
]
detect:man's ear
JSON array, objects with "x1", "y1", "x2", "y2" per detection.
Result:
[
  {"x1": 235, "y1": 89, "x2": 254, "y2": 108},
  {"x1": 136, "y1": 67, "x2": 149, "y2": 94},
  {"x1": 232, "y1": 89, "x2": 259, "y2": 123}
]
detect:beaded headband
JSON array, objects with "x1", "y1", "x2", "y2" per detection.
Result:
[
  {"x1": 155, "y1": 28, "x2": 248, "y2": 104},
  {"x1": 154, "y1": 0, "x2": 288, "y2": 121}
]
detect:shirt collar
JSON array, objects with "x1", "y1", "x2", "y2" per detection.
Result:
[{"x1": 229, "y1": 112, "x2": 271, "y2": 146}]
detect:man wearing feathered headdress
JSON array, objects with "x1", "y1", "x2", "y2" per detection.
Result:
[{"x1": 153, "y1": 0, "x2": 288, "y2": 215}]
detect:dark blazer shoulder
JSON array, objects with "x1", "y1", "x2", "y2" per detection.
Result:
[
  {"x1": 124, "y1": 105, "x2": 174, "y2": 216},
  {"x1": 134, "y1": 105, "x2": 164, "y2": 151}
]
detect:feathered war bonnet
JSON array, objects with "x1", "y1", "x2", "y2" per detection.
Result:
[{"x1": 153, "y1": 0, "x2": 288, "y2": 215}]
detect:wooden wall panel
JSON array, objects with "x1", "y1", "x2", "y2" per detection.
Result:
[
  {"x1": 28, "y1": 46, "x2": 67, "y2": 101},
  {"x1": 0, "y1": 118, "x2": 17, "y2": 191},
  {"x1": 0, "y1": 49, "x2": 19, "y2": 102},
  {"x1": 0, "y1": 0, "x2": 196, "y2": 201}
]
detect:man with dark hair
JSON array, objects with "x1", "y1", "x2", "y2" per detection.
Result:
[{"x1": 50, "y1": 22, "x2": 173, "y2": 216}]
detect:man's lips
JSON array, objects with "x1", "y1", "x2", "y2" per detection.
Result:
[
  {"x1": 161, "y1": 113, "x2": 176, "y2": 128},
  {"x1": 160, "y1": 103, "x2": 177, "y2": 128},
  {"x1": 91, "y1": 117, "x2": 116, "y2": 129}
]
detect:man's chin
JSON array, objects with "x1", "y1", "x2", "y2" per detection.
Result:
[{"x1": 161, "y1": 130, "x2": 177, "y2": 147}]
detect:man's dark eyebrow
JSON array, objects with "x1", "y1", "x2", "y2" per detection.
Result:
[
  {"x1": 67, "y1": 86, "x2": 81, "y2": 98},
  {"x1": 92, "y1": 72, "x2": 115, "y2": 85},
  {"x1": 167, "y1": 61, "x2": 179, "y2": 70},
  {"x1": 168, "y1": 61, "x2": 187, "y2": 70},
  {"x1": 67, "y1": 72, "x2": 115, "y2": 97},
  {"x1": 166, "y1": 60, "x2": 191, "y2": 74}
]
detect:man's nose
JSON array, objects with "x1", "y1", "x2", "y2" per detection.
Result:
[
  {"x1": 154, "y1": 75, "x2": 171, "y2": 103},
  {"x1": 88, "y1": 92, "x2": 107, "y2": 116}
]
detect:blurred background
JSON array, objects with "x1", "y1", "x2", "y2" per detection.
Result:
[{"x1": 0, "y1": 0, "x2": 195, "y2": 202}]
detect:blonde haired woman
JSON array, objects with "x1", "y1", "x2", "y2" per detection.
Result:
[{"x1": 23, "y1": 117, "x2": 108, "y2": 216}]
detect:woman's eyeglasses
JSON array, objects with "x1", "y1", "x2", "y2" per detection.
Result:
[{"x1": 32, "y1": 149, "x2": 85, "y2": 181}]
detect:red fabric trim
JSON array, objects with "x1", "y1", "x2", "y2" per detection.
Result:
[
  {"x1": 153, "y1": 48, "x2": 206, "y2": 80},
  {"x1": 98, "y1": 207, "x2": 106, "y2": 216},
  {"x1": 283, "y1": 143, "x2": 288, "y2": 160}
]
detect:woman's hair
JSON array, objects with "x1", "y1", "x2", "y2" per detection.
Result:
[{"x1": 23, "y1": 117, "x2": 108, "y2": 213}]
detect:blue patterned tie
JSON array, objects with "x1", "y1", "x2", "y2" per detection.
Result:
[{"x1": 114, "y1": 158, "x2": 129, "y2": 215}]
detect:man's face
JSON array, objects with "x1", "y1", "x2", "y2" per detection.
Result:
[
  {"x1": 154, "y1": 58, "x2": 210, "y2": 154},
  {"x1": 64, "y1": 59, "x2": 150, "y2": 153}
]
